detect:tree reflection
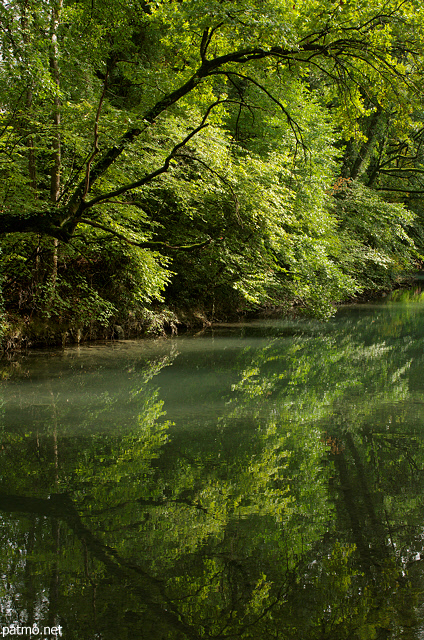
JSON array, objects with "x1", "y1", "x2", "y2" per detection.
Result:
[{"x1": 1, "y1": 298, "x2": 424, "y2": 638}]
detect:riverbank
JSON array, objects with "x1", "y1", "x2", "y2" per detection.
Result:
[{"x1": 2, "y1": 273, "x2": 421, "y2": 352}]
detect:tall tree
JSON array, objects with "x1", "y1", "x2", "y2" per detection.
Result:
[
  {"x1": 1, "y1": 0, "x2": 422, "y2": 240},
  {"x1": 1, "y1": 0, "x2": 423, "y2": 331}
]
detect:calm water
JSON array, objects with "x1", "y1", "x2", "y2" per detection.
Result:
[{"x1": 1, "y1": 289, "x2": 424, "y2": 639}]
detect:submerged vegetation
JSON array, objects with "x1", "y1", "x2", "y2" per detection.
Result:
[{"x1": 1, "y1": 0, "x2": 424, "y2": 346}]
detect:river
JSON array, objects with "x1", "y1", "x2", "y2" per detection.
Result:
[{"x1": 1, "y1": 288, "x2": 424, "y2": 639}]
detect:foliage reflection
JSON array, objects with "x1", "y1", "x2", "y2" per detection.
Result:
[{"x1": 1, "y1": 295, "x2": 424, "y2": 638}]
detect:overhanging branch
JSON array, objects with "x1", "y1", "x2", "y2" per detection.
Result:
[
  {"x1": 68, "y1": 34, "x2": 400, "y2": 211},
  {"x1": 209, "y1": 70, "x2": 306, "y2": 150},
  {"x1": 77, "y1": 218, "x2": 212, "y2": 251},
  {"x1": 82, "y1": 99, "x2": 227, "y2": 211},
  {"x1": 178, "y1": 152, "x2": 242, "y2": 223}
]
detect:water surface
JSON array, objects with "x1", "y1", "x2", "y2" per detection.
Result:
[{"x1": 1, "y1": 289, "x2": 424, "y2": 639}]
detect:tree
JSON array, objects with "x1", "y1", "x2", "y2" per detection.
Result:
[
  {"x1": 1, "y1": 0, "x2": 423, "y2": 334},
  {"x1": 1, "y1": 0, "x2": 421, "y2": 235}
]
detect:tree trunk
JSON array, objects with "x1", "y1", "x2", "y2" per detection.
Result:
[
  {"x1": 49, "y1": 1, "x2": 63, "y2": 295},
  {"x1": 50, "y1": 0, "x2": 62, "y2": 205},
  {"x1": 341, "y1": 107, "x2": 384, "y2": 181}
]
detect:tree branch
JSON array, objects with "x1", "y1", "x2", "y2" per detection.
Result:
[
  {"x1": 82, "y1": 67, "x2": 110, "y2": 199},
  {"x1": 60, "y1": 18, "x2": 414, "y2": 219},
  {"x1": 379, "y1": 167, "x2": 424, "y2": 174},
  {"x1": 82, "y1": 99, "x2": 227, "y2": 211},
  {"x1": 209, "y1": 70, "x2": 306, "y2": 150},
  {"x1": 65, "y1": 41, "x2": 340, "y2": 214},
  {"x1": 4, "y1": 12, "x2": 417, "y2": 243},
  {"x1": 77, "y1": 218, "x2": 212, "y2": 251},
  {"x1": 375, "y1": 187, "x2": 424, "y2": 194},
  {"x1": 200, "y1": 22, "x2": 224, "y2": 63},
  {"x1": 178, "y1": 153, "x2": 242, "y2": 223}
]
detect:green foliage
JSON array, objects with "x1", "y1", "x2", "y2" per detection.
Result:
[
  {"x1": 0, "y1": 232, "x2": 171, "y2": 343},
  {"x1": 333, "y1": 181, "x2": 419, "y2": 291},
  {"x1": 1, "y1": 0, "x2": 424, "y2": 338}
]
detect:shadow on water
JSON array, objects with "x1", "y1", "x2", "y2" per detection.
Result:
[{"x1": 1, "y1": 290, "x2": 424, "y2": 638}]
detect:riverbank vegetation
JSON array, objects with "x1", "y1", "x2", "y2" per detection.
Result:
[{"x1": 1, "y1": 0, "x2": 424, "y2": 347}]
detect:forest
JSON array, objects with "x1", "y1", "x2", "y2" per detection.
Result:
[{"x1": 1, "y1": 0, "x2": 424, "y2": 347}]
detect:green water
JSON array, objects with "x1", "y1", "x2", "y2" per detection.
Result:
[{"x1": 1, "y1": 288, "x2": 424, "y2": 639}]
